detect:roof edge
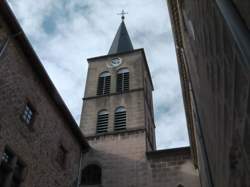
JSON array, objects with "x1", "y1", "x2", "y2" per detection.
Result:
[
  {"x1": 87, "y1": 48, "x2": 143, "y2": 61},
  {"x1": 146, "y1": 147, "x2": 191, "y2": 158},
  {"x1": 166, "y1": 0, "x2": 198, "y2": 167}
]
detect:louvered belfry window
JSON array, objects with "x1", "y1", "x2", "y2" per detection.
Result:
[
  {"x1": 117, "y1": 68, "x2": 129, "y2": 93},
  {"x1": 114, "y1": 107, "x2": 126, "y2": 131},
  {"x1": 96, "y1": 110, "x2": 109, "y2": 134},
  {"x1": 97, "y1": 72, "x2": 111, "y2": 96}
]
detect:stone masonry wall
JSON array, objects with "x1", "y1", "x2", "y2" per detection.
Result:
[
  {"x1": 147, "y1": 148, "x2": 200, "y2": 187},
  {"x1": 83, "y1": 51, "x2": 144, "y2": 99},
  {"x1": 81, "y1": 91, "x2": 145, "y2": 136},
  {"x1": 80, "y1": 50, "x2": 155, "y2": 151},
  {"x1": 82, "y1": 141, "x2": 200, "y2": 187},
  {"x1": 81, "y1": 130, "x2": 149, "y2": 187},
  {"x1": 0, "y1": 13, "x2": 82, "y2": 187},
  {"x1": 177, "y1": 1, "x2": 250, "y2": 186}
]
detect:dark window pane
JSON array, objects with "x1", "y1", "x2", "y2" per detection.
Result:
[
  {"x1": 0, "y1": 148, "x2": 25, "y2": 187},
  {"x1": 21, "y1": 104, "x2": 35, "y2": 126},
  {"x1": 1, "y1": 149, "x2": 14, "y2": 165}
]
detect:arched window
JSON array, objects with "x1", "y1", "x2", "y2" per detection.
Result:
[
  {"x1": 81, "y1": 164, "x2": 101, "y2": 185},
  {"x1": 97, "y1": 72, "x2": 111, "y2": 96},
  {"x1": 114, "y1": 106, "x2": 126, "y2": 131},
  {"x1": 96, "y1": 110, "x2": 109, "y2": 134},
  {"x1": 116, "y1": 68, "x2": 129, "y2": 93}
]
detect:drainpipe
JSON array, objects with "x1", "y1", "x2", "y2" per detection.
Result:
[{"x1": 0, "y1": 31, "x2": 22, "y2": 58}]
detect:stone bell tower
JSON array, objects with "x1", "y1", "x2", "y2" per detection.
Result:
[{"x1": 79, "y1": 14, "x2": 156, "y2": 186}]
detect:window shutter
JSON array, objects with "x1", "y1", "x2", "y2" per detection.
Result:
[
  {"x1": 123, "y1": 72, "x2": 129, "y2": 91},
  {"x1": 116, "y1": 74, "x2": 123, "y2": 92},
  {"x1": 96, "y1": 113, "x2": 109, "y2": 134},
  {"x1": 104, "y1": 76, "x2": 111, "y2": 95},
  {"x1": 114, "y1": 111, "x2": 126, "y2": 131},
  {"x1": 116, "y1": 72, "x2": 129, "y2": 93},
  {"x1": 97, "y1": 76, "x2": 111, "y2": 96},
  {"x1": 97, "y1": 77, "x2": 104, "y2": 95}
]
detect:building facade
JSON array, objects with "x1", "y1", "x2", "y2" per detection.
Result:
[
  {"x1": 167, "y1": 0, "x2": 250, "y2": 187},
  {"x1": 0, "y1": 1, "x2": 89, "y2": 187},
  {"x1": 79, "y1": 18, "x2": 200, "y2": 187},
  {"x1": 1, "y1": 0, "x2": 235, "y2": 186}
]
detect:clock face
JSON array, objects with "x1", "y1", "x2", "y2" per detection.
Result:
[{"x1": 111, "y1": 57, "x2": 122, "y2": 67}]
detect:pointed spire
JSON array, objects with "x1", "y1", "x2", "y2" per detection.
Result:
[{"x1": 108, "y1": 11, "x2": 134, "y2": 55}]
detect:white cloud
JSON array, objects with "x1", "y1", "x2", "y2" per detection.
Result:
[{"x1": 8, "y1": 0, "x2": 189, "y2": 149}]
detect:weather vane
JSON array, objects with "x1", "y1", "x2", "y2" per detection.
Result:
[{"x1": 117, "y1": 10, "x2": 128, "y2": 21}]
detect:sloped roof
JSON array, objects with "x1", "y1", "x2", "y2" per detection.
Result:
[{"x1": 108, "y1": 21, "x2": 134, "y2": 55}]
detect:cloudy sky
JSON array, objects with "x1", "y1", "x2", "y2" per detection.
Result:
[{"x1": 7, "y1": 0, "x2": 189, "y2": 149}]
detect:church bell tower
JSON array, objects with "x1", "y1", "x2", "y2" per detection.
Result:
[{"x1": 79, "y1": 13, "x2": 156, "y2": 186}]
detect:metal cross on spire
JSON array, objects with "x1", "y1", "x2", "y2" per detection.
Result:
[{"x1": 117, "y1": 10, "x2": 128, "y2": 21}]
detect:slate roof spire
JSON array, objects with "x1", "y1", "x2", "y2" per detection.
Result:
[{"x1": 108, "y1": 10, "x2": 134, "y2": 55}]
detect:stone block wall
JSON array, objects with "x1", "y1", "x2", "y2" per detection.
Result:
[
  {"x1": 147, "y1": 148, "x2": 200, "y2": 187},
  {"x1": 0, "y1": 11, "x2": 83, "y2": 187},
  {"x1": 81, "y1": 144, "x2": 200, "y2": 187},
  {"x1": 81, "y1": 91, "x2": 145, "y2": 136},
  {"x1": 170, "y1": 0, "x2": 250, "y2": 186},
  {"x1": 81, "y1": 130, "x2": 149, "y2": 187},
  {"x1": 84, "y1": 51, "x2": 145, "y2": 99},
  {"x1": 80, "y1": 49, "x2": 156, "y2": 151}
]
